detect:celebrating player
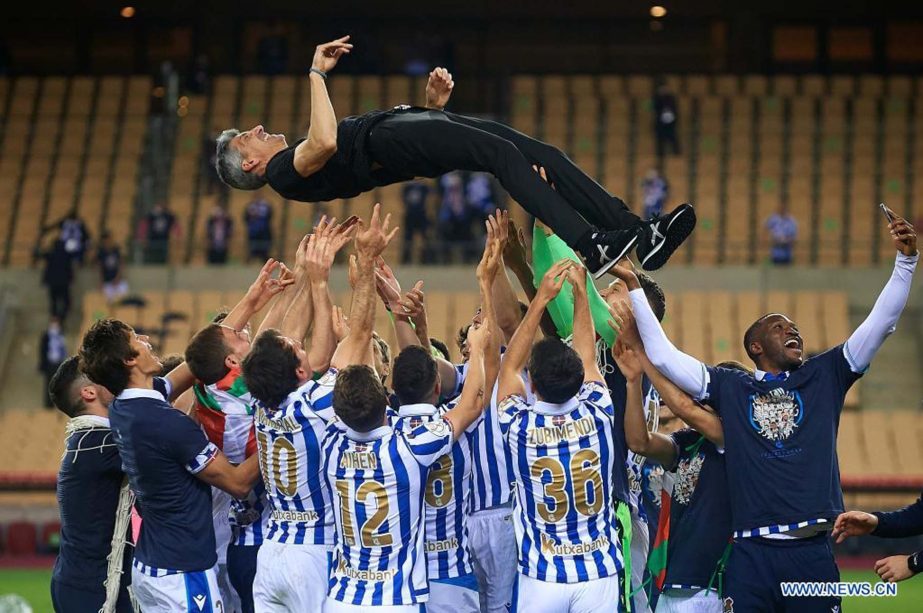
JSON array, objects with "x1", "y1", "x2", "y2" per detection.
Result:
[
  {"x1": 215, "y1": 36, "x2": 696, "y2": 277},
  {"x1": 322, "y1": 204, "x2": 496, "y2": 611},
  {"x1": 618, "y1": 209, "x2": 918, "y2": 610},
  {"x1": 78, "y1": 322, "x2": 262, "y2": 612},
  {"x1": 49, "y1": 356, "x2": 132, "y2": 613},
  {"x1": 388, "y1": 233, "x2": 503, "y2": 612},
  {"x1": 609, "y1": 303, "x2": 735, "y2": 613},
  {"x1": 239, "y1": 217, "x2": 355, "y2": 612},
  {"x1": 497, "y1": 260, "x2": 627, "y2": 612}
]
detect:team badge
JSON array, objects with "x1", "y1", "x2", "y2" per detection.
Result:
[
  {"x1": 672, "y1": 453, "x2": 704, "y2": 506},
  {"x1": 318, "y1": 370, "x2": 337, "y2": 387},
  {"x1": 552, "y1": 414, "x2": 568, "y2": 427},
  {"x1": 749, "y1": 388, "x2": 804, "y2": 447},
  {"x1": 424, "y1": 419, "x2": 451, "y2": 437}
]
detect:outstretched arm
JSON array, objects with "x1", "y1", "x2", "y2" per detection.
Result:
[
  {"x1": 443, "y1": 319, "x2": 493, "y2": 440},
  {"x1": 609, "y1": 300, "x2": 725, "y2": 448},
  {"x1": 566, "y1": 264, "x2": 603, "y2": 383},
  {"x1": 610, "y1": 262, "x2": 709, "y2": 400},
  {"x1": 612, "y1": 341, "x2": 677, "y2": 466},
  {"x1": 331, "y1": 204, "x2": 398, "y2": 370},
  {"x1": 844, "y1": 212, "x2": 918, "y2": 372},
  {"x1": 487, "y1": 210, "x2": 525, "y2": 344},
  {"x1": 498, "y1": 260, "x2": 573, "y2": 401},
  {"x1": 293, "y1": 36, "x2": 353, "y2": 177},
  {"x1": 503, "y1": 218, "x2": 559, "y2": 338}
]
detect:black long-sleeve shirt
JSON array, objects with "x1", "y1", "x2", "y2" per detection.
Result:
[{"x1": 873, "y1": 492, "x2": 923, "y2": 538}]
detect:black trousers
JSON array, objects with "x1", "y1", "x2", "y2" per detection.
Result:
[{"x1": 367, "y1": 109, "x2": 640, "y2": 248}]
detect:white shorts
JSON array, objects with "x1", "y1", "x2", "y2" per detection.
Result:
[
  {"x1": 429, "y1": 573, "x2": 480, "y2": 613},
  {"x1": 131, "y1": 564, "x2": 223, "y2": 612},
  {"x1": 253, "y1": 540, "x2": 332, "y2": 613},
  {"x1": 468, "y1": 506, "x2": 518, "y2": 613},
  {"x1": 630, "y1": 514, "x2": 651, "y2": 613},
  {"x1": 515, "y1": 573, "x2": 624, "y2": 613},
  {"x1": 655, "y1": 588, "x2": 722, "y2": 613},
  {"x1": 323, "y1": 600, "x2": 420, "y2": 613}
]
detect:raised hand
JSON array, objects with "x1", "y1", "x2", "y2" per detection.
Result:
[
  {"x1": 398, "y1": 281, "x2": 426, "y2": 318},
  {"x1": 425, "y1": 67, "x2": 454, "y2": 110},
  {"x1": 612, "y1": 340, "x2": 643, "y2": 382},
  {"x1": 503, "y1": 217, "x2": 529, "y2": 269},
  {"x1": 477, "y1": 235, "x2": 503, "y2": 285},
  {"x1": 355, "y1": 203, "x2": 399, "y2": 259},
  {"x1": 537, "y1": 259, "x2": 574, "y2": 303},
  {"x1": 564, "y1": 261, "x2": 588, "y2": 294},
  {"x1": 374, "y1": 257, "x2": 403, "y2": 311},
  {"x1": 884, "y1": 208, "x2": 918, "y2": 256},
  {"x1": 246, "y1": 258, "x2": 296, "y2": 312},
  {"x1": 607, "y1": 299, "x2": 641, "y2": 349},
  {"x1": 608, "y1": 257, "x2": 641, "y2": 290},
  {"x1": 312, "y1": 35, "x2": 353, "y2": 74},
  {"x1": 331, "y1": 305, "x2": 350, "y2": 342},
  {"x1": 831, "y1": 511, "x2": 879, "y2": 544},
  {"x1": 466, "y1": 317, "x2": 491, "y2": 351}
]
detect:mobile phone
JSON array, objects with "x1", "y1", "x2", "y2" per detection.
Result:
[{"x1": 879, "y1": 203, "x2": 896, "y2": 224}]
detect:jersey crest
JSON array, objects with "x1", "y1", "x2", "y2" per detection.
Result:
[
  {"x1": 646, "y1": 464, "x2": 665, "y2": 508},
  {"x1": 672, "y1": 453, "x2": 704, "y2": 506},
  {"x1": 748, "y1": 388, "x2": 804, "y2": 446}
]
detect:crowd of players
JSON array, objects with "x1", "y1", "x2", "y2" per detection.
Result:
[{"x1": 46, "y1": 189, "x2": 920, "y2": 612}]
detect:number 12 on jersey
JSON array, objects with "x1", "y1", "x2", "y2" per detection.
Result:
[{"x1": 336, "y1": 479, "x2": 394, "y2": 548}]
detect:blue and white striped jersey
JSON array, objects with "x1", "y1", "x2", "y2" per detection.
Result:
[
  {"x1": 394, "y1": 402, "x2": 479, "y2": 579},
  {"x1": 229, "y1": 480, "x2": 269, "y2": 546},
  {"x1": 498, "y1": 381, "x2": 624, "y2": 584},
  {"x1": 253, "y1": 368, "x2": 337, "y2": 546},
  {"x1": 323, "y1": 417, "x2": 454, "y2": 606},
  {"x1": 459, "y1": 356, "x2": 536, "y2": 513}
]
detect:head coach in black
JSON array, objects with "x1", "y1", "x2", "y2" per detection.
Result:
[{"x1": 215, "y1": 35, "x2": 696, "y2": 278}]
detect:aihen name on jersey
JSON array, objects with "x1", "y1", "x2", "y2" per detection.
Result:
[
  {"x1": 255, "y1": 407, "x2": 300, "y2": 433},
  {"x1": 527, "y1": 415, "x2": 596, "y2": 445},
  {"x1": 338, "y1": 447, "x2": 378, "y2": 470}
]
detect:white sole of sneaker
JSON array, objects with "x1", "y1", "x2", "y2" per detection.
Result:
[
  {"x1": 591, "y1": 234, "x2": 638, "y2": 279},
  {"x1": 640, "y1": 206, "x2": 691, "y2": 270}
]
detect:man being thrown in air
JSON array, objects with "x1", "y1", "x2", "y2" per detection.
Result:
[{"x1": 215, "y1": 36, "x2": 696, "y2": 278}]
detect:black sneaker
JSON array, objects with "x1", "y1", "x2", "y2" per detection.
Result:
[
  {"x1": 581, "y1": 229, "x2": 639, "y2": 279},
  {"x1": 636, "y1": 203, "x2": 697, "y2": 271}
]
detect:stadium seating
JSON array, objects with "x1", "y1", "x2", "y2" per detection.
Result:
[{"x1": 0, "y1": 75, "x2": 152, "y2": 266}]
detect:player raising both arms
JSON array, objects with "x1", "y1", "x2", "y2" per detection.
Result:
[
  {"x1": 323, "y1": 204, "x2": 497, "y2": 612},
  {"x1": 497, "y1": 260, "x2": 628, "y2": 612},
  {"x1": 239, "y1": 216, "x2": 355, "y2": 612},
  {"x1": 215, "y1": 36, "x2": 696, "y2": 278},
  {"x1": 619, "y1": 208, "x2": 917, "y2": 611}
]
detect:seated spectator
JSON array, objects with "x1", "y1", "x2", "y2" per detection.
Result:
[
  {"x1": 206, "y1": 204, "x2": 233, "y2": 264},
  {"x1": 97, "y1": 231, "x2": 128, "y2": 303},
  {"x1": 244, "y1": 197, "x2": 273, "y2": 262},
  {"x1": 765, "y1": 203, "x2": 798, "y2": 265}
]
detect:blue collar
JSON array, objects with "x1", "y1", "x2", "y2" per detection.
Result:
[{"x1": 755, "y1": 369, "x2": 789, "y2": 382}]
